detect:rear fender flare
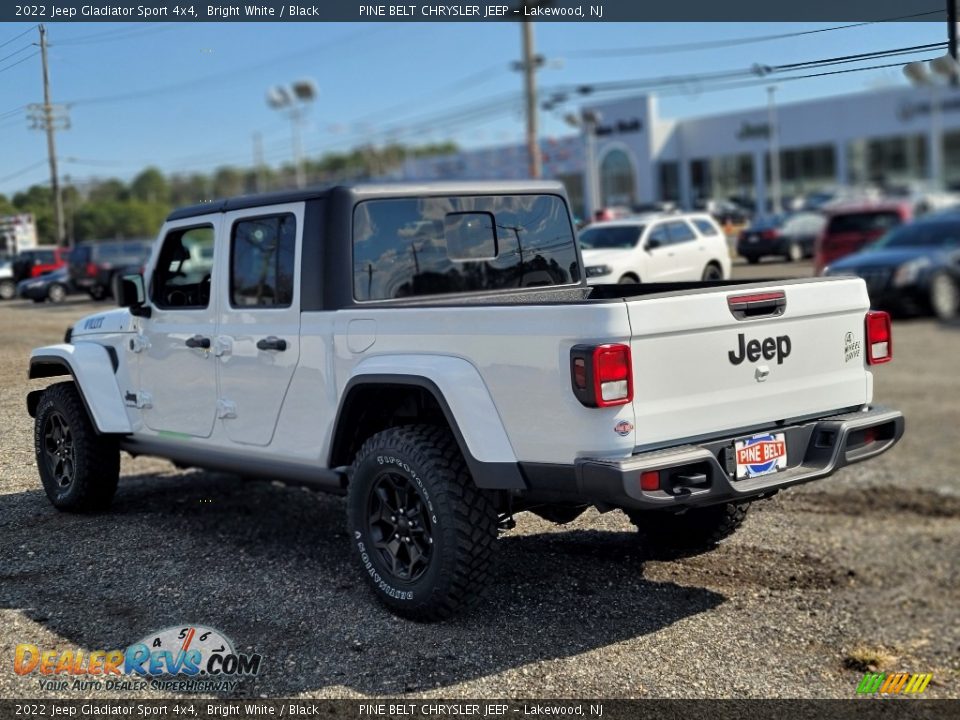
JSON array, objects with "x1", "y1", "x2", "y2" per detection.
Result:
[{"x1": 337, "y1": 355, "x2": 524, "y2": 490}]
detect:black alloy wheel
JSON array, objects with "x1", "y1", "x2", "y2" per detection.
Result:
[
  {"x1": 42, "y1": 411, "x2": 76, "y2": 491},
  {"x1": 367, "y1": 471, "x2": 434, "y2": 582}
]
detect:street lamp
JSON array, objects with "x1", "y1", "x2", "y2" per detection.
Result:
[
  {"x1": 267, "y1": 79, "x2": 317, "y2": 189},
  {"x1": 565, "y1": 109, "x2": 601, "y2": 221},
  {"x1": 767, "y1": 86, "x2": 782, "y2": 216},
  {"x1": 903, "y1": 55, "x2": 960, "y2": 189}
]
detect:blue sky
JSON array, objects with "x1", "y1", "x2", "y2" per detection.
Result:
[{"x1": 0, "y1": 20, "x2": 949, "y2": 196}]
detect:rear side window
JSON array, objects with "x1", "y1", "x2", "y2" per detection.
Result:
[
  {"x1": 352, "y1": 194, "x2": 579, "y2": 301},
  {"x1": 827, "y1": 211, "x2": 901, "y2": 234},
  {"x1": 230, "y1": 214, "x2": 296, "y2": 308},
  {"x1": 666, "y1": 220, "x2": 697, "y2": 243},
  {"x1": 692, "y1": 218, "x2": 719, "y2": 236}
]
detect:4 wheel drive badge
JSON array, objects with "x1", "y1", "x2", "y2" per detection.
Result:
[{"x1": 614, "y1": 420, "x2": 634, "y2": 436}]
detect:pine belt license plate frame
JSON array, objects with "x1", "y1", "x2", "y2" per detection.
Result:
[{"x1": 733, "y1": 431, "x2": 788, "y2": 480}]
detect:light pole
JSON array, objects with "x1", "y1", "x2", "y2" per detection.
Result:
[
  {"x1": 767, "y1": 86, "x2": 782, "y2": 215},
  {"x1": 267, "y1": 79, "x2": 317, "y2": 189},
  {"x1": 565, "y1": 109, "x2": 601, "y2": 221}
]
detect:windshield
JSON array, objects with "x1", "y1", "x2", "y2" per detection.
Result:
[
  {"x1": 870, "y1": 221, "x2": 960, "y2": 250},
  {"x1": 579, "y1": 226, "x2": 643, "y2": 250}
]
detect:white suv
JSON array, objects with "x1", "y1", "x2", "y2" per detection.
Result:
[{"x1": 580, "y1": 213, "x2": 731, "y2": 284}]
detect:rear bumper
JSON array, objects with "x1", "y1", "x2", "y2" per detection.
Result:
[{"x1": 522, "y1": 406, "x2": 904, "y2": 511}]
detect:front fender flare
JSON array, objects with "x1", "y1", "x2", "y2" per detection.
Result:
[
  {"x1": 339, "y1": 355, "x2": 524, "y2": 490},
  {"x1": 29, "y1": 344, "x2": 132, "y2": 434}
]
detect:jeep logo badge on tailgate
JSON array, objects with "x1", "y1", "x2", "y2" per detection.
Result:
[{"x1": 729, "y1": 333, "x2": 792, "y2": 365}]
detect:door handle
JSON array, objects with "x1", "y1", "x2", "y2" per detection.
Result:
[
  {"x1": 185, "y1": 335, "x2": 211, "y2": 349},
  {"x1": 256, "y1": 336, "x2": 287, "y2": 352}
]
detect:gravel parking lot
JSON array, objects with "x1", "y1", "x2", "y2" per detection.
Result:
[{"x1": 1, "y1": 262, "x2": 957, "y2": 699}]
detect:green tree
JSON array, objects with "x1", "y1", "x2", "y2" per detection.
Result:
[{"x1": 130, "y1": 167, "x2": 169, "y2": 204}]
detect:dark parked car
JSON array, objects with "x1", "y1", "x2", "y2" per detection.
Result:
[
  {"x1": 737, "y1": 212, "x2": 826, "y2": 264},
  {"x1": 814, "y1": 202, "x2": 911, "y2": 275},
  {"x1": 824, "y1": 212, "x2": 960, "y2": 319},
  {"x1": 16, "y1": 266, "x2": 76, "y2": 304},
  {"x1": 69, "y1": 239, "x2": 152, "y2": 300}
]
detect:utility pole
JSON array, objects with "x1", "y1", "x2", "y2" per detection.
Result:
[
  {"x1": 252, "y1": 131, "x2": 265, "y2": 192},
  {"x1": 949, "y1": 0, "x2": 958, "y2": 86},
  {"x1": 31, "y1": 25, "x2": 68, "y2": 247},
  {"x1": 519, "y1": 19, "x2": 542, "y2": 179}
]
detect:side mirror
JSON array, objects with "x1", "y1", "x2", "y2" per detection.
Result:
[
  {"x1": 119, "y1": 274, "x2": 151, "y2": 317},
  {"x1": 646, "y1": 238, "x2": 662, "y2": 250}
]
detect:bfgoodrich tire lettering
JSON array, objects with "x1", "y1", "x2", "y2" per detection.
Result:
[
  {"x1": 347, "y1": 424, "x2": 498, "y2": 621},
  {"x1": 34, "y1": 382, "x2": 120, "y2": 512}
]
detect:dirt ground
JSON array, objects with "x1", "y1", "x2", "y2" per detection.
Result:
[{"x1": 0, "y1": 276, "x2": 957, "y2": 699}]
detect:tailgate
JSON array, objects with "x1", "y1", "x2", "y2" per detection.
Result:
[{"x1": 625, "y1": 278, "x2": 872, "y2": 448}]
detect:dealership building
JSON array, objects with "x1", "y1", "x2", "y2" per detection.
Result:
[{"x1": 399, "y1": 84, "x2": 960, "y2": 218}]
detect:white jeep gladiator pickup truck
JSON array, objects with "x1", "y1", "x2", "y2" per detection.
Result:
[{"x1": 27, "y1": 181, "x2": 904, "y2": 620}]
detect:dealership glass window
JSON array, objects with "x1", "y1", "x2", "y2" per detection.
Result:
[
  {"x1": 711, "y1": 154, "x2": 755, "y2": 205},
  {"x1": 690, "y1": 159, "x2": 712, "y2": 205},
  {"x1": 352, "y1": 194, "x2": 580, "y2": 301},
  {"x1": 599, "y1": 149, "x2": 636, "y2": 207},
  {"x1": 943, "y1": 131, "x2": 960, "y2": 189},
  {"x1": 658, "y1": 162, "x2": 680, "y2": 203},
  {"x1": 846, "y1": 134, "x2": 927, "y2": 187},
  {"x1": 765, "y1": 145, "x2": 837, "y2": 197},
  {"x1": 556, "y1": 173, "x2": 585, "y2": 220}
]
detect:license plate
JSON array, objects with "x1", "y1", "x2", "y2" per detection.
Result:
[{"x1": 734, "y1": 432, "x2": 787, "y2": 479}]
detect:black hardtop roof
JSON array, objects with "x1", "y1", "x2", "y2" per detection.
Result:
[{"x1": 165, "y1": 180, "x2": 567, "y2": 221}]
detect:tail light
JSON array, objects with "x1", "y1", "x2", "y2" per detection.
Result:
[
  {"x1": 570, "y1": 343, "x2": 633, "y2": 407},
  {"x1": 865, "y1": 311, "x2": 892, "y2": 364},
  {"x1": 760, "y1": 229, "x2": 779, "y2": 240},
  {"x1": 86, "y1": 262, "x2": 97, "y2": 277}
]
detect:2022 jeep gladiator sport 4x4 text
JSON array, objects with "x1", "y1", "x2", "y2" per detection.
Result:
[{"x1": 27, "y1": 181, "x2": 904, "y2": 620}]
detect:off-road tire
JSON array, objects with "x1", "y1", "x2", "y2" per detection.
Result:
[
  {"x1": 34, "y1": 382, "x2": 119, "y2": 512},
  {"x1": 347, "y1": 424, "x2": 498, "y2": 621},
  {"x1": 626, "y1": 502, "x2": 750, "y2": 558}
]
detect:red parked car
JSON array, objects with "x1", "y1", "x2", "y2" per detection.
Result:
[
  {"x1": 814, "y1": 202, "x2": 911, "y2": 275},
  {"x1": 11, "y1": 247, "x2": 70, "y2": 283}
]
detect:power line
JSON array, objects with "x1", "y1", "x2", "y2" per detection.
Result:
[
  {"x1": 561, "y1": 9, "x2": 946, "y2": 59},
  {"x1": 56, "y1": 22, "x2": 179, "y2": 46},
  {"x1": 0, "y1": 24, "x2": 37, "y2": 51},
  {"x1": 0, "y1": 43, "x2": 33, "y2": 65},
  {"x1": 542, "y1": 43, "x2": 948, "y2": 102},
  {"x1": 65, "y1": 25, "x2": 392, "y2": 107},
  {"x1": 0, "y1": 160, "x2": 48, "y2": 185},
  {"x1": 0, "y1": 104, "x2": 27, "y2": 121},
  {"x1": 773, "y1": 42, "x2": 948, "y2": 71},
  {"x1": 0, "y1": 50, "x2": 38, "y2": 75}
]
